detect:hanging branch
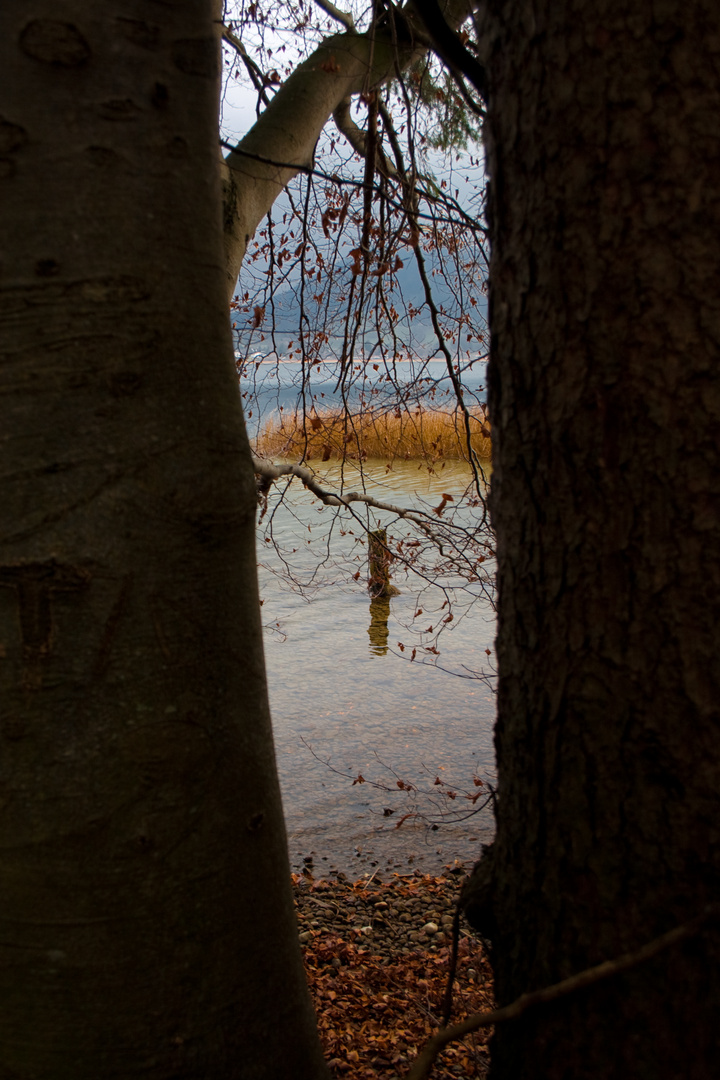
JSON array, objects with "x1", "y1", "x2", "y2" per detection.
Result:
[
  {"x1": 412, "y1": 239, "x2": 488, "y2": 508},
  {"x1": 412, "y1": 0, "x2": 488, "y2": 100},
  {"x1": 254, "y1": 454, "x2": 459, "y2": 529},
  {"x1": 383, "y1": 48, "x2": 488, "y2": 506},
  {"x1": 332, "y1": 97, "x2": 401, "y2": 182},
  {"x1": 221, "y1": 25, "x2": 272, "y2": 107},
  {"x1": 312, "y1": 0, "x2": 355, "y2": 32}
]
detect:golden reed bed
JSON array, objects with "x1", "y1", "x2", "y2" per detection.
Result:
[{"x1": 252, "y1": 406, "x2": 492, "y2": 463}]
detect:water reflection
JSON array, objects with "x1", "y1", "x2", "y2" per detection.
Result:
[
  {"x1": 368, "y1": 595, "x2": 391, "y2": 655},
  {"x1": 257, "y1": 459, "x2": 497, "y2": 874}
]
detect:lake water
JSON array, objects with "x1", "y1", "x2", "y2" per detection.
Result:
[{"x1": 256, "y1": 457, "x2": 497, "y2": 879}]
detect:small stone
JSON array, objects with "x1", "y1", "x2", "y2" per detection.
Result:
[
  {"x1": 423, "y1": 922, "x2": 439, "y2": 935},
  {"x1": 299, "y1": 931, "x2": 313, "y2": 944}
]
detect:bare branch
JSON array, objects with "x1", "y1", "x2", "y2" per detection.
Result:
[
  {"x1": 332, "y1": 98, "x2": 401, "y2": 182},
  {"x1": 312, "y1": 0, "x2": 355, "y2": 32},
  {"x1": 446, "y1": 67, "x2": 485, "y2": 118},
  {"x1": 221, "y1": 24, "x2": 248, "y2": 56},
  {"x1": 405, "y1": 904, "x2": 720, "y2": 1080},
  {"x1": 221, "y1": 137, "x2": 484, "y2": 234},
  {"x1": 253, "y1": 454, "x2": 443, "y2": 524},
  {"x1": 222, "y1": 0, "x2": 481, "y2": 295},
  {"x1": 221, "y1": 24, "x2": 272, "y2": 106},
  {"x1": 412, "y1": 0, "x2": 487, "y2": 100},
  {"x1": 412, "y1": 240, "x2": 487, "y2": 506}
]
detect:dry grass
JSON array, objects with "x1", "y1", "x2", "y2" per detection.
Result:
[{"x1": 252, "y1": 406, "x2": 492, "y2": 463}]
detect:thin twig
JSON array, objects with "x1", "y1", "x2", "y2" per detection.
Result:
[
  {"x1": 221, "y1": 25, "x2": 272, "y2": 106},
  {"x1": 441, "y1": 900, "x2": 462, "y2": 1027},
  {"x1": 220, "y1": 141, "x2": 486, "y2": 233},
  {"x1": 412, "y1": 241, "x2": 487, "y2": 507}
]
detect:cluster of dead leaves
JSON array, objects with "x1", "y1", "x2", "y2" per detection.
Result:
[{"x1": 299, "y1": 877, "x2": 494, "y2": 1079}]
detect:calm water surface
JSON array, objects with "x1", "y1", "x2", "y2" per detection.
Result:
[{"x1": 257, "y1": 459, "x2": 497, "y2": 877}]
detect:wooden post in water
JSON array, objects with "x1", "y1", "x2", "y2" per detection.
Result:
[{"x1": 368, "y1": 528, "x2": 400, "y2": 599}]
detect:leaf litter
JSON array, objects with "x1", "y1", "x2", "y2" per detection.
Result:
[{"x1": 293, "y1": 870, "x2": 494, "y2": 1078}]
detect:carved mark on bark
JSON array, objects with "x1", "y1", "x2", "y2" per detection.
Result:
[
  {"x1": 35, "y1": 258, "x2": 61, "y2": 277},
  {"x1": 0, "y1": 561, "x2": 89, "y2": 689},
  {"x1": 19, "y1": 21, "x2": 91, "y2": 67},
  {"x1": 92, "y1": 575, "x2": 132, "y2": 678},
  {"x1": 165, "y1": 136, "x2": 188, "y2": 158},
  {"x1": 84, "y1": 145, "x2": 121, "y2": 169},
  {"x1": 115, "y1": 18, "x2": 161, "y2": 51},
  {"x1": 151, "y1": 82, "x2": 169, "y2": 109},
  {"x1": 0, "y1": 118, "x2": 28, "y2": 154},
  {"x1": 171, "y1": 38, "x2": 218, "y2": 79},
  {"x1": 150, "y1": 596, "x2": 172, "y2": 660},
  {"x1": 98, "y1": 99, "x2": 143, "y2": 122},
  {"x1": 4, "y1": 275, "x2": 149, "y2": 310}
]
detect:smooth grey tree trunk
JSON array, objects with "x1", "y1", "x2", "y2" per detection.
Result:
[
  {"x1": 219, "y1": 0, "x2": 479, "y2": 295},
  {"x1": 0, "y1": 3, "x2": 328, "y2": 1077},
  {"x1": 474, "y1": 1, "x2": 720, "y2": 1076}
]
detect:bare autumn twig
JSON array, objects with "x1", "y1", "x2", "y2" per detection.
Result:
[
  {"x1": 405, "y1": 903, "x2": 720, "y2": 1080},
  {"x1": 440, "y1": 901, "x2": 461, "y2": 1028}
]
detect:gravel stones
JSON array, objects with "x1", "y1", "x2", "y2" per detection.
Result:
[
  {"x1": 298, "y1": 870, "x2": 495, "y2": 1079},
  {"x1": 292, "y1": 866, "x2": 476, "y2": 960}
]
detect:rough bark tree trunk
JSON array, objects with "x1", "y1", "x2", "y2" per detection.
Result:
[
  {"x1": 0, "y1": 4, "x2": 328, "y2": 1077},
  {"x1": 475, "y1": 1, "x2": 720, "y2": 1076}
]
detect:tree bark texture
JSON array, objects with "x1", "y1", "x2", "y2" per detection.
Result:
[
  {"x1": 479, "y1": 1, "x2": 720, "y2": 1076},
  {"x1": 0, "y1": 3, "x2": 328, "y2": 1078}
]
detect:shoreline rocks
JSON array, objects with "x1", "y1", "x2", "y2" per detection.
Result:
[
  {"x1": 292, "y1": 864, "x2": 478, "y2": 960},
  {"x1": 294, "y1": 865, "x2": 495, "y2": 1078}
]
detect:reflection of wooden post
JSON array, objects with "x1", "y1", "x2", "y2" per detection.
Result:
[
  {"x1": 368, "y1": 528, "x2": 400, "y2": 599},
  {"x1": 368, "y1": 595, "x2": 391, "y2": 656}
]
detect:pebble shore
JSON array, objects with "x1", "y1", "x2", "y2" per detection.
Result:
[{"x1": 293, "y1": 863, "x2": 479, "y2": 960}]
